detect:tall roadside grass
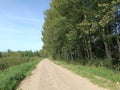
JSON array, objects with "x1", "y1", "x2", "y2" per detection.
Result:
[
  {"x1": 0, "y1": 56, "x2": 34, "y2": 70},
  {"x1": 53, "y1": 60, "x2": 120, "y2": 90},
  {"x1": 0, "y1": 58, "x2": 42, "y2": 90},
  {"x1": 0, "y1": 50, "x2": 41, "y2": 70}
]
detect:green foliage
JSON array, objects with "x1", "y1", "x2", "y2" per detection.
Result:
[
  {"x1": 7, "y1": 49, "x2": 11, "y2": 53},
  {"x1": 0, "y1": 50, "x2": 41, "y2": 70},
  {"x1": 0, "y1": 59, "x2": 41, "y2": 90},
  {"x1": 42, "y1": 0, "x2": 120, "y2": 70},
  {"x1": 0, "y1": 52, "x2": 2, "y2": 58}
]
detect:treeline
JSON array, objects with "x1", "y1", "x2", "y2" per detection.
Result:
[
  {"x1": 42, "y1": 0, "x2": 120, "y2": 70},
  {"x1": 0, "y1": 50, "x2": 40, "y2": 70}
]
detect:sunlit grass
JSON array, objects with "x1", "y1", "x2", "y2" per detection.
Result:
[
  {"x1": 0, "y1": 58, "x2": 42, "y2": 90},
  {"x1": 53, "y1": 60, "x2": 120, "y2": 90},
  {"x1": 0, "y1": 56, "x2": 38, "y2": 70}
]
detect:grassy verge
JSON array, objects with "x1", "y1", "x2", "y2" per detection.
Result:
[
  {"x1": 0, "y1": 56, "x2": 38, "y2": 70},
  {"x1": 0, "y1": 58, "x2": 42, "y2": 90},
  {"x1": 53, "y1": 60, "x2": 120, "y2": 90}
]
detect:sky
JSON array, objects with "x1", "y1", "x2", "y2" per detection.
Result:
[{"x1": 0, "y1": 0, "x2": 50, "y2": 52}]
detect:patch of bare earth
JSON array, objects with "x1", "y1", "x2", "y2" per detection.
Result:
[{"x1": 17, "y1": 59, "x2": 107, "y2": 90}]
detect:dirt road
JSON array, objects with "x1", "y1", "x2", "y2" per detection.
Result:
[{"x1": 17, "y1": 59, "x2": 107, "y2": 90}]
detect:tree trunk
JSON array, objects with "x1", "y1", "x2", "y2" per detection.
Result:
[
  {"x1": 57, "y1": 49, "x2": 61, "y2": 59},
  {"x1": 77, "y1": 48, "x2": 80, "y2": 59},
  {"x1": 116, "y1": 37, "x2": 120, "y2": 52},
  {"x1": 104, "y1": 41, "x2": 110, "y2": 58},
  {"x1": 84, "y1": 36, "x2": 90, "y2": 58},
  {"x1": 87, "y1": 34, "x2": 93, "y2": 60},
  {"x1": 102, "y1": 29, "x2": 111, "y2": 58},
  {"x1": 70, "y1": 50, "x2": 74, "y2": 60},
  {"x1": 66, "y1": 51, "x2": 69, "y2": 60},
  {"x1": 88, "y1": 40, "x2": 93, "y2": 60}
]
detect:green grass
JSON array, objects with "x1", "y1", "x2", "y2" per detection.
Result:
[
  {"x1": 0, "y1": 58, "x2": 42, "y2": 90},
  {"x1": 0, "y1": 56, "x2": 36, "y2": 70},
  {"x1": 53, "y1": 60, "x2": 120, "y2": 90}
]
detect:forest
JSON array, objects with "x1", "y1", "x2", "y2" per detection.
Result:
[{"x1": 42, "y1": 0, "x2": 120, "y2": 70}]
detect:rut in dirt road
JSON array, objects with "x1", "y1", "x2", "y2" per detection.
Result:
[{"x1": 17, "y1": 59, "x2": 107, "y2": 90}]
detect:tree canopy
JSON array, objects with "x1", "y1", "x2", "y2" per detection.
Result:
[{"x1": 42, "y1": 0, "x2": 120, "y2": 70}]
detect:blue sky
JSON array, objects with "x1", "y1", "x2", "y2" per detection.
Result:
[{"x1": 0, "y1": 0, "x2": 50, "y2": 51}]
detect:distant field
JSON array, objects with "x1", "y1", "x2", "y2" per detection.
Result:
[
  {"x1": 0, "y1": 51, "x2": 40, "y2": 70},
  {"x1": 0, "y1": 58, "x2": 42, "y2": 90}
]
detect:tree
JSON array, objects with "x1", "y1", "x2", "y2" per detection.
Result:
[
  {"x1": 0, "y1": 51, "x2": 2, "y2": 58},
  {"x1": 42, "y1": 0, "x2": 120, "y2": 69}
]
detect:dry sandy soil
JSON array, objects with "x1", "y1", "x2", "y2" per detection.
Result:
[{"x1": 17, "y1": 59, "x2": 107, "y2": 90}]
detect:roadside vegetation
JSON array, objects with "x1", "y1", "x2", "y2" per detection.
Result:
[
  {"x1": 0, "y1": 50, "x2": 40, "y2": 70},
  {"x1": 53, "y1": 59, "x2": 120, "y2": 90},
  {"x1": 0, "y1": 58, "x2": 42, "y2": 90},
  {"x1": 0, "y1": 50, "x2": 41, "y2": 89}
]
